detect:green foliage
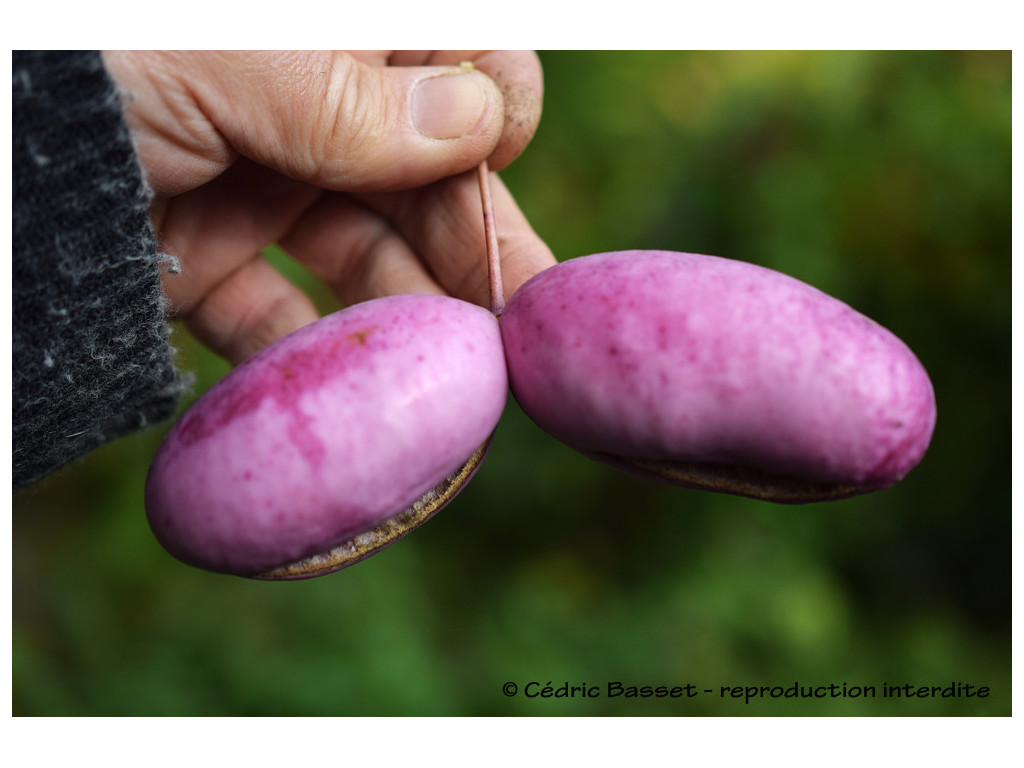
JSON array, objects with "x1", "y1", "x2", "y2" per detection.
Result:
[{"x1": 13, "y1": 51, "x2": 1010, "y2": 716}]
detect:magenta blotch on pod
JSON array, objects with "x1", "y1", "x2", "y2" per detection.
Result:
[
  {"x1": 500, "y1": 250, "x2": 936, "y2": 502},
  {"x1": 146, "y1": 294, "x2": 508, "y2": 578}
]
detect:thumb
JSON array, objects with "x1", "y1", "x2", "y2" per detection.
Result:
[{"x1": 192, "y1": 51, "x2": 507, "y2": 191}]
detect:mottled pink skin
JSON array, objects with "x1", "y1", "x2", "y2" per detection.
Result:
[
  {"x1": 146, "y1": 294, "x2": 507, "y2": 575},
  {"x1": 501, "y1": 251, "x2": 936, "y2": 491}
]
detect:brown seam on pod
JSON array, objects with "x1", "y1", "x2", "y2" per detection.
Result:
[
  {"x1": 590, "y1": 452, "x2": 870, "y2": 504},
  {"x1": 252, "y1": 440, "x2": 491, "y2": 580}
]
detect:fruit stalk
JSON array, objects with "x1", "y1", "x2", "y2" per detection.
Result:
[{"x1": 477, "y1": 161, "x2": 505, "y2": 316}]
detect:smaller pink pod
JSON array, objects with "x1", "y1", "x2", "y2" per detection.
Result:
[
  {"x1": 146, "y1": 294, "x2": 508, "y2": 576},
  {"x1": 500, "y1": 250, "x2": 936, "y2": 502}
]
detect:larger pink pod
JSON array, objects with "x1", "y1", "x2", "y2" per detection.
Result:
[
  {"x1": 146, "y1": 294, "x2": 507, "y2": 576},
  {"x1": 500, "y1": 251, "x2": 936, "y2": 501}
]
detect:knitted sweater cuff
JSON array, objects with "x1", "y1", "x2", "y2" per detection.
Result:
[{"x1": 13, "y1": 51, "x2": 183, "y2": 490}]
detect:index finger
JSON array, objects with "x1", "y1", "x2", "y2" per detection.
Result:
[
  {"x1": 356, "y1": 167, "x2": 556, "y2": 309},
  {"x1": 387, "y1": 50, "x2": 544, "y2": 172}
]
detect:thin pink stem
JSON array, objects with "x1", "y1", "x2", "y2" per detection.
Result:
[{"x1": 477, "y1": 161, "x2": 505, "y2": 316}]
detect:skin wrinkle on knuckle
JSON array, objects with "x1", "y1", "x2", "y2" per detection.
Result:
[
  {"x1": 106, "y1": 52, "x2": 233, "y2": 194},
  {"x1": 317, "y1": 56, "x2": 389, "y2": 187},
  {"x1": 237, "y1": 52, "x2": 329, "y2": 181},
  {"x1": 177, "y1": 54, "x2": 258, "y2": 164},
  {"x1": 198, "y1": 50, "x2": 336, "y2": 184}
]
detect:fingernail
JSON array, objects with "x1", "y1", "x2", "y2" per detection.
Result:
[{"x1": 412, "y1": 72, "x2": 490, "y2": 140}]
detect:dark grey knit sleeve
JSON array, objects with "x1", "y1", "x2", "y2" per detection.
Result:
[{"x1": 13, "y1": 51, "x2": 184, "y2": 490}]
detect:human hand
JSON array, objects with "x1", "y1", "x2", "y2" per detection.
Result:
[{"x1": 102, "y1": 50, "x2": 555, "y2": 364}]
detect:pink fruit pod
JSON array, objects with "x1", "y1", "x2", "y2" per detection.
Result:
[
  {"x1": 500, "y1": 250, "x2": 936, "y2": 502},
  {"x1": 146, "y1": 294, "x2": 507, "y2": 578}
]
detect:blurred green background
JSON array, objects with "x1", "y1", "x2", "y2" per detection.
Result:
[{"x1": 13, "y1": 51, "x2": 1010, "y2": 715}]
